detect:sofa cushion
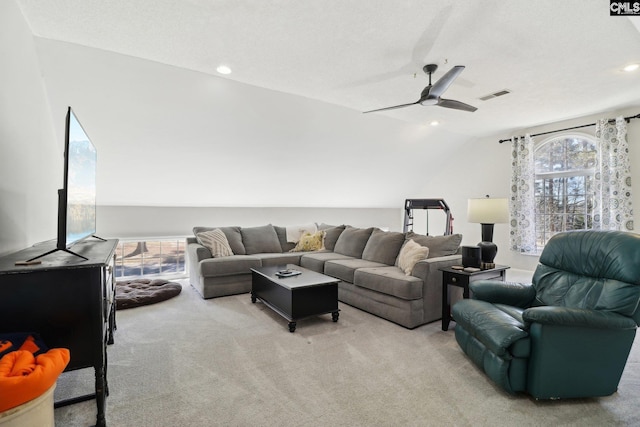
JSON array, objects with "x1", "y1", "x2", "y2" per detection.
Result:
[
  {"x1": 397, "y1": 239, "x2": 430, "y2": 275},
  {"x1": 240, "y1": 225, "x2": 282, "y2": 255},
  {"x1": 252, "y1": 253, "x2": 303, "y2": 267},
  {"x1": 199, "y1": 255, "x2": 261, "y2": 277},
  {"x1": 300, "y1": 252, "x2": 354, "y2": 273},
  {"x1": 324, "y1": 258, "x2": 388, "y2": 283},
  {"x1": 195, "y1": 229, "x2": 233, "y2": 257},
  {"x1": 406, "y1": 232, "x2": 462, "y2": 258},
  {"x1": 194, "y1": 226, "x2": 245, "y2": 255},
  {"x1": 362, "y1": 229, "x2": 406, "y2": 265},
  {"x1": 333, "y1": 227, "x2": 374, "y2": 258},
  {"x1": 290, "y1": 231, "x2": 326, "y2": 252},
  {"x1": 274, "y1": 226, "x2": 296, "y2": 253},
  {"x1": 354, "y1": 266, "x2": 424, "y2": 300},
  {"x1": 322, "y1": 225, "x2": 346, "y2": 251}
]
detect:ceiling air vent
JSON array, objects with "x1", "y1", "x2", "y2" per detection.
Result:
[{"x1": 479, "y1": 89, "x2": 511, "y2": 101}]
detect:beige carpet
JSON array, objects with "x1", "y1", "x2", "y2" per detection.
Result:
[{"x1": 54, "y1": 279, "x2": 640, "y2": 426}]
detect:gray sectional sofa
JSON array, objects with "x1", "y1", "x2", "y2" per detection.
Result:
[{"x1": 186, "y1": 223, "x2": 462, "y2": 329}]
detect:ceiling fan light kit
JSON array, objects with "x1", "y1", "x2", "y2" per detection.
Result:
[
  {"x1": 420, "y1": 98, "x2": 438, "y2": 106},
  {"x1": 363, "y1": 64, "x2": 477, "y2": 114}
]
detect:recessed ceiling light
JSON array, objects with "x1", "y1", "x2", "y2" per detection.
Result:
[
  {"x1": 430, "y1": 120, "x2": 440, "y2": 126},
  {"x1": 623, "y1": 63, "x2": 639, "y2": 72},
  {"x1": 216, "y1": 65, "x2": 232, "y2": 75}
]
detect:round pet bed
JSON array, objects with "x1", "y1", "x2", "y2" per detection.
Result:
[{"x1": 115, "y1": 278, "x2": 182, "y2": 310}]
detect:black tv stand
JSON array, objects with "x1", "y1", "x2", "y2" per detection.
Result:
[
  {"x1": 25, "y1": 235, "x2": 107, "y2": 263},
  {"x1": 0, "y1": 239, "x2": 118, "y2": 427},
  {"x1": 26, "y1": 247, "x2": 88, "y2": 263}
]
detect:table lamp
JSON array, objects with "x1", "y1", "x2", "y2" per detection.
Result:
[{"x1": 467, "y1": 196, "x2": 509, "y2": 269}]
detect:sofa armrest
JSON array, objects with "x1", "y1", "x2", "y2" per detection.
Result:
[
  {"x1": 470, "y1": 281, "x2": 536, "y2": 308},
  {"x1": 186, "y1": 241, "x2": 212, "y2": 263},
  {"x1": 410, "y1": 254, "x2": 462, "y2": 282},
  {"x1": 523, "y1": 306, "x2": 637, "y2": 330}
]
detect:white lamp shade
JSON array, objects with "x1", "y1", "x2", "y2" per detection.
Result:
[{"x1": 467, "y1": 198, "x2": 509, "y2": 224}]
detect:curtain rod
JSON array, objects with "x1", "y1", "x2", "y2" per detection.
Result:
[{"x1": 498, "y1": 113, "x2": 640, "y2": 144}]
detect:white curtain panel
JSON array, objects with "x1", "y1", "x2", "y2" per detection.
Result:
[
  {"x1": 509, "y1": 134, "x2": 537, "y2": 253},
  {"x1": 594, "y1": 116, "x2": 635, "y2": 231}
]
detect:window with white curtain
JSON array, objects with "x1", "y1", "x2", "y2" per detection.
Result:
[
  {"x1": 533, "y1": 134, "x2": 597, "y2": 247},
  {"x1": 510, "y1": 116, "x2": 634, "y2": 255}
]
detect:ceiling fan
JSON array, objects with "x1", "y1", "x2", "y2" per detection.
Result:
[{"x1": 363, "y1": 64, "x2": 477, "y2": 114}]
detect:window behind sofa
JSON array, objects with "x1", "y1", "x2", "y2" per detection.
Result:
[
  {"x1": 114, "y1": 237, "x2": 186, "y2": 279},
  {"x1": 533, "y1": 133, "x2": 597, "y2": 248}
]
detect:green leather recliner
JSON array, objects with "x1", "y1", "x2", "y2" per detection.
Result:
[{"x1": 452, "y1": 230, "x2": 640, "y2": 399}]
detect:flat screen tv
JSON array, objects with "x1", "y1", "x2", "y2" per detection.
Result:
[
  {"x1": 28, "y1": 107, "x2": 100, "y2": 262},
  {"x1": 61, "y1": 107, "x2": 97, "y2": 247}
]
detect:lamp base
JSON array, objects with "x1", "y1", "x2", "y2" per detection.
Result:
[
  {"x1": 477, "y1": 241, "x2": 498, "y2": 266},
  {"x1": 480, "y1": 262, "x2": 496, "y2": 270}
]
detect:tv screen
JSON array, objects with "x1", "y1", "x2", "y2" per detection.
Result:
[{"x1": 62, "y1": 107, "x2": 97, "y2": 248}]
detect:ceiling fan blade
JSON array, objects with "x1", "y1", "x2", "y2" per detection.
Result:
[
  {"x1": 411, "y1": 5, "x2": 453, "y2": 64},
  {"x1": 363, "y1": 101, "x2": 420, "y2": 114},
  {"x1": 428, "y1": 65, "x2": 465, "y2": 98},
  {"x1": 437, "y1": 98, "x2": 477, "y2": 112}
]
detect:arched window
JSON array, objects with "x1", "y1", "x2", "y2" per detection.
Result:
[{"x1": 533, "y1": 133, "x2": 597, "y2": 247}]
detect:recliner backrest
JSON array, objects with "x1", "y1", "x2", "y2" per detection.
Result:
[{"x1": 532, "y1": 230, "x2": 640, "y2": 324}]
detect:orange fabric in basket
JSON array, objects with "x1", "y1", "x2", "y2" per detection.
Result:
[
  {"x1": 18, "y1": 335, "x2": 41, "y2": 354},
  {"x1": 0, "y1": 348, "x2": 70, "y2": 412}
]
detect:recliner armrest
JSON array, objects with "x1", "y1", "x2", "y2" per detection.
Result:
[
  {"x1": 470, "y1": 281, "x2": 536, "y2": 308},
  {"x1": 523, "y1": 306, "x2": 637, "y2": 330}
]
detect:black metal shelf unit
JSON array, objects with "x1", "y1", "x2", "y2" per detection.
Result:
[{"x1": 403, "y1": 198, "x2": 453, "y2": 235}]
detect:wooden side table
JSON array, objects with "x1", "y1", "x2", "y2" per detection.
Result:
[{"x1": 440, "y1": 265, "x2": 510, "y2": 331}]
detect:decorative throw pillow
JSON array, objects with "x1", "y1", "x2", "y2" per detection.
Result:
[
  {"x1": 285, "y1": 223, "x2": 318, "y2": 243},
  {"x1": 196, "y1": 229, "x2": 233, "y2": 258},
  {"x1": 240, "y1": 224, "x2": 282, "y2": 254},
  {"x1": 322, "y1": 225, "x2": 346, "y2": 251},
  {"x1": 361, "y1": 229, "x2": 406, "y2": 265},
  {"x1": 397, "y1": 239, "x2": 430, "y2": 275},
  {"x1": 193, "y1": 226, "x2": 245, "y2": 255},
  {"x1": 333, "y1": 227, "x2": 374, "y2": 258},
  {"x1": 290, "y1": 231, "x2": 326, "y2": 252}
]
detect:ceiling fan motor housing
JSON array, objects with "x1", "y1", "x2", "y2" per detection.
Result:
[{"x1": 423, "y1": 64, "x2": 438, "y2": 74}]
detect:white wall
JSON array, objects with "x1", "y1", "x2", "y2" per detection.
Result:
[
  {"x1": 0, "y1": 0, "x2": 59, "y2": 255},
  {"x1": 97, "y1": 206, "x2": 401, "y2": 239},
  {"x1": 33, "y1": 39, "x2": 469, "y2": 211},
  {"x1": 30, "y1": 38, "x2": 473, "y2": 241}
]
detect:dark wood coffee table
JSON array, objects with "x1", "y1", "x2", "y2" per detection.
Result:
[{"x1": 250, "y1": 264, "x2": 339, "y2": 332}]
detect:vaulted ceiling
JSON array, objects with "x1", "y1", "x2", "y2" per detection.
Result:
[{"x1": 16, "y1": 0, "x2": 640, "y2": 137}]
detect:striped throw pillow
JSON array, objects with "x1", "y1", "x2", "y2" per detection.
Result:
[{"x1": 196, "y1": 229, "x2": 233, "y2": 257}]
